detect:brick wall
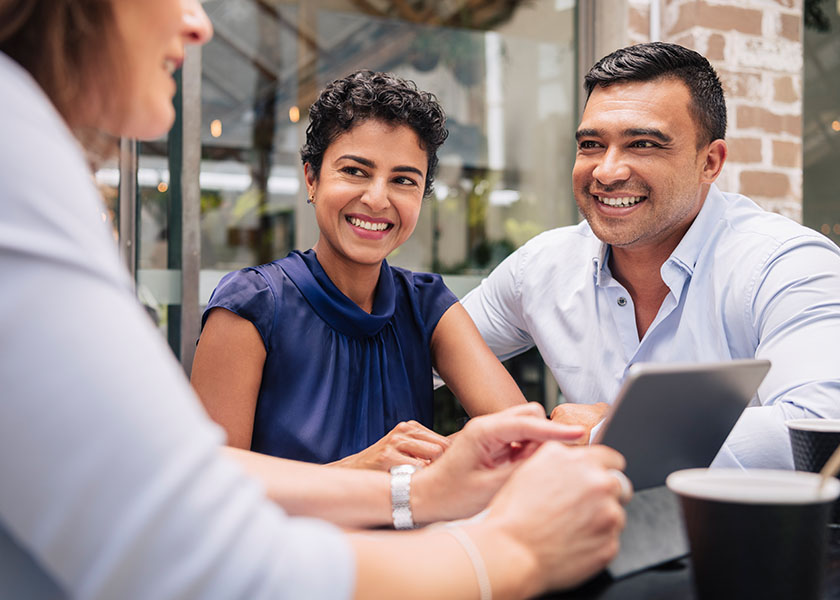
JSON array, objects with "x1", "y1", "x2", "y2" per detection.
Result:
[{"x1": 621, "y1": 0, "x2": 804, "y2": 220}]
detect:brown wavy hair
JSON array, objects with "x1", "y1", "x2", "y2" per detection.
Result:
[{"x1": 0, "y1": 0, "x2": 122, "y2": 156}]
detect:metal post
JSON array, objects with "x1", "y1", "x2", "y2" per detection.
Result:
[
  {"x1": 179, "y1": 44, "x2": 203, "y2": 376},
  {"x1": 118, "y1": 138, "x2": 138, "y2": 280},
  {"x1": 576, "y1": 0, "x2": 597, "y2": 120}
]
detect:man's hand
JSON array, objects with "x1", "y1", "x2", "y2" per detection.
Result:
[
  {"x1": 330, "y1": 421, "x2": 450, "y2": 471},
  {"x1": 550, "y1": 402, "x2": 610, "y2": 444},
  {"x1": 411, "y1": 403, "x2": 586, "y2": 523}
]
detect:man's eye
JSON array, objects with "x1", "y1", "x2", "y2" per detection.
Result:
[
  {"x1": 578, "y1": 140, "x2": 600, "y2": 149},
  {"x1": 631, "y1": 140, "x2": 659, "y2": 149}
]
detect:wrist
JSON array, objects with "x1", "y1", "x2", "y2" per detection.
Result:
[
  {"x1": 409, "y1": 464, "x2": 445, "y2": 525},
  {"x1": 467, "y1": 521, "x2": 545, "y2": 599}
]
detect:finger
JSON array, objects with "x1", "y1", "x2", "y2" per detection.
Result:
[
  {"x1": 395, "y1": 438, "x2": 449, "y2": 462},
  {"x1": 475, "y1": 415, "x2": 587, "y2": 446},
  {"x1": 585, "y1": 445, "x2": 626, "y2": 471},
  {"x1": 397, "y1": 456, "x2": 429, "y2": 468},
  {"x1": 404, "y1": 428, "x2": 452, "y2": 449},
  {"x1": 501, "y1": 402, "x2": 549, "y2": 419},
  {"x1": 507, "y1": 439, "x2": 542, "y2": 462},
  {"x1": 567, "y1": 435, "x2": 590, "y2": 447},
  {"x1": 607, "y1": 469, "x2": 634, "y2": 505},
  {"x1": 394, "y1": 422, "x2": 452, "y2": 448}
]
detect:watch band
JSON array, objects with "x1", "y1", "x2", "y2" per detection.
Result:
[{"x1": 390, "y1": 464, "x2": 420, "y2": 529}]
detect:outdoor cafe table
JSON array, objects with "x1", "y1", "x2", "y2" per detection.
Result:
[{"x1": 541, "y1": 527, "x2": 840, "y2": 599}]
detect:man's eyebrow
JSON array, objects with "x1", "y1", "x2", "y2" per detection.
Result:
[
  {"x1": 574, "y1": 128, "x2": 674, "y2": 144},
  {"x1": 624, "y1": 128, "x2": 672, "y2": 143},
  {"x1": 575, "y1": 128, "x2": 601, "y2": 141}
]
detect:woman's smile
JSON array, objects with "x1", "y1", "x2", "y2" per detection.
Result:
[{"x1": 345, "y1": 213, "x2": 395, "y2": 238}]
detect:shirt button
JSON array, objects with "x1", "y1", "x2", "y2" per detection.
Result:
[{"x1": 617, "y1": 297, "x2": 627, "y2": 306}]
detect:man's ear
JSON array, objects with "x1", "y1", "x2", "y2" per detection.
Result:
[{"x1": 700, "y1": 139, "x2": 727, "y2": 184}]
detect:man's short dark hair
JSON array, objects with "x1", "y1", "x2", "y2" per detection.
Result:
[
  {"x1": 300, "y1": 70, "x2": 448, "y2": 197},
  {"x1": 583, "y1": 42, "x2": 727, "y2": 146}
]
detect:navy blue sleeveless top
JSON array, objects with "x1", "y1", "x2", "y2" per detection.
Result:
[{"x1": 202, "y1": 250, "x2": 458, "y2": 463}]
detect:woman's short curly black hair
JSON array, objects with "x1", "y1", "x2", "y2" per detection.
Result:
[{"x1": 300, "y1": 70, "x2": 448, "y2": 197}]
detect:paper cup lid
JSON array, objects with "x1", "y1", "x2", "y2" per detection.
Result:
[
  {"x1": 786, "y1": 419, "x2": 840, "y2": 432},
  {"x1": 666, "y1": 468, "x2": 840, "y2": 504}
]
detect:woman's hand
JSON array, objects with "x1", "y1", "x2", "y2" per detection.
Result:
[
  {"x1": 477, "y1": 442, "x2": 630, "y2": 595},
  {"x1": 330, "y1": 421, "x2": 451, "y2": 471},
  {"x1": 411, "y1": 403, "x2": 586, "y2": 523}
]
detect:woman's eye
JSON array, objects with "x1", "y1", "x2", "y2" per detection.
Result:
[
  {"x1": 393, "y1": 176, "x2": 418, "y2": 186},
  {"x1": 341, "y1": 166, "x2": 365, "y2": 176}
]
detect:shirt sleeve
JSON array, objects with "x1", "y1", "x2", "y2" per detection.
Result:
[
  {"x1": 714, "y1": 235, "x2": 840, "y2": 469},
  {"x1": 412, "y1": 271, "x2": 458, "y2": 338},
  {"x1": 203, "y1": 267, "x2": 276, "y2": 351},
  {"x1": 0, "y1": 55, "x2": 355, "y2": 600},
  {"x1": 460, "y1": 246, "x2": 536, "y2": 361}
]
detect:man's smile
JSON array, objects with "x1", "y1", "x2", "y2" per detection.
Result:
[{"x1": 595, "y1": 195, "x2": 646, "y2": 208}]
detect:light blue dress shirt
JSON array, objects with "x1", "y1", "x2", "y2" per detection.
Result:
[{"x1": 462, "y1": 184, "x2": 840, "y2": 469}]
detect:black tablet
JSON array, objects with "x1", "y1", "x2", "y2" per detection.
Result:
[{"x1": 592, "y1": 359, "x2": 772, "y2": 491}]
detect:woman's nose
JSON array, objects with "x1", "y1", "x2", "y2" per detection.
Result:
[
  {"x1": 182, "y1": 0, "x2": 214, "y2": 45},
  {"x1": 361, "y1": 179, "x2": 390, "y2": 212}
]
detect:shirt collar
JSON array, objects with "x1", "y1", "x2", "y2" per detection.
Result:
[
  {"x1": 280, "y1": 249, "x2": 396, "y2": 338},
  {"x1": 667, "y1": 183, "x2": 727, "y2": 275},
  {"x1": 592, "y1": 238, "x2": 611, "y2": 287},
  {"x1": 590, "y1": 183, "x2": 728, "y2": 284}
]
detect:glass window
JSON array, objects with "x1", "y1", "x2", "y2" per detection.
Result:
[
  {"x1": 126, "y1": 0, "x2": 579, "y2": 414},
  {"x1": 803, "y1": 2, "x2": 840, "y2": 243},
  {"x1": 197, "y1": 0, "x2": 578, "y2": 293}
]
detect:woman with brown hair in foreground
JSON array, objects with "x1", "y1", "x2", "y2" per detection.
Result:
[{"x1": 0, "y1": 1, "x2": 629, "y2": 598}]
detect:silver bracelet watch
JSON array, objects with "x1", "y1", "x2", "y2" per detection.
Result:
[{"x1": 390, "y1": 464, "x2": 421, "y2": 529}]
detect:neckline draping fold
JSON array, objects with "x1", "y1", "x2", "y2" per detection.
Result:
[{"x1": 278, "y1": 250, "x2": 396, "y2": 338}]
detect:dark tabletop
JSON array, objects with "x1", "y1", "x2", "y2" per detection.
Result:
[{"x1": 541, "y1": 527, "x2": 840, "y2": 600}]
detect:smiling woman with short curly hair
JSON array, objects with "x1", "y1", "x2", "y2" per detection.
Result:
[{"x1": 192, "y1": 70, "x2": 528, "y2": 470}]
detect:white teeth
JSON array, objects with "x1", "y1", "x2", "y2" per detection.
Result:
[
  {"x1": 597, "y1": 196, "x2": 644, "y2": 207},
  {"x1": 348, "y1": 216, "x2": 390, "y2": 231},
  {"x1": 163, "y1": 59, "x2": 177, "y2": 75}
]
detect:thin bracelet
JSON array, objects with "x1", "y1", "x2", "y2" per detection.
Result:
[{"x1": 445, "y1": 526, "x2": 492, "y2": 600}]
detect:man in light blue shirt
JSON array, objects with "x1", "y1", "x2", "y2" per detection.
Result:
[{"x1": 462, "y1": 42, "x2": 840, "y2": 469}]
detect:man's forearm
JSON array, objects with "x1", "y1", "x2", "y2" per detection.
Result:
[{"x1": 712, "y1": 403, "x2": 808, "y2": 469}]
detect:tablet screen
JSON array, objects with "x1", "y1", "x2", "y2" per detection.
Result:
[{"x1": 593, "y1": 359, "x2": 771, "y2": 490}]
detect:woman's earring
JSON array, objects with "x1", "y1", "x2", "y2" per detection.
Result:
[{"x1": 307, "y1": 194, "x2": 315, "y2": 205}]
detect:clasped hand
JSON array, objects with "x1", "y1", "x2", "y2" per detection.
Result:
[{"x1": 332, "y1": 420, "x2": 451, "y2": 471}]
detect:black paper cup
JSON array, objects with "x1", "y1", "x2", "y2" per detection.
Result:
[
  {"x1": 666, "y1": 469, "x2": 839, "y2": 600},
  {"x1": 788, "y1": 419, "x2": 840, "y2": 524}
]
